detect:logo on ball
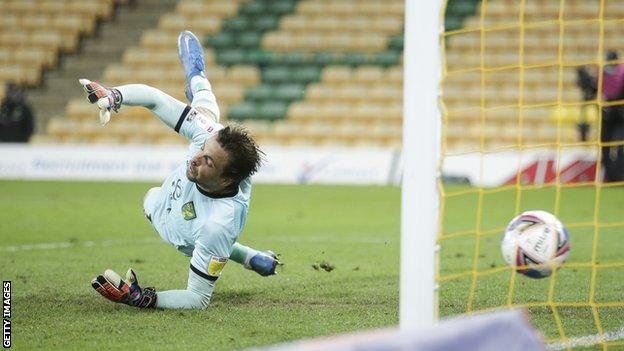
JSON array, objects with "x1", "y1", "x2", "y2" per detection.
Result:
[{"x1": 501, "y1": 210, "x2": 570, "y2": 279}]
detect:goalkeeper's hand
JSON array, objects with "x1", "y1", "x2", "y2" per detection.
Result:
[
  {"x1": 91, "y1": 268, "x2": 157, "y2": 308},
  {"x1": 78, "y1": 78, "x2": 122, "y2": 125}
]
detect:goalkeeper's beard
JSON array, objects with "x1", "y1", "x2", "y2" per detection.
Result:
[{"x1": 186, "y1": 162, "x2": 199, "y2": 183}]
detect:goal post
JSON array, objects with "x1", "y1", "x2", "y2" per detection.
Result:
[
  {"x1": 425, "y1": 0, "x2": 624, "y2": 348},
  {"x1": 400, "y1": 0, "x2": 444, "y2": 330}
]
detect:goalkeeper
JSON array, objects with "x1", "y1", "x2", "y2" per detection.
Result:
[{"x1": 84, "y1": 30, "x2": 279, "y2": 309}]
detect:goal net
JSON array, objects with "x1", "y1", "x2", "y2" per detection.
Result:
[{"x1": 434, "y1": 0, "x2": 624, "y2": 348}]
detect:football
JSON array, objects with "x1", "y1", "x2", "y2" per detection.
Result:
[{"x1": 501, "y1": 210, "x2": 571, "y2": 279}]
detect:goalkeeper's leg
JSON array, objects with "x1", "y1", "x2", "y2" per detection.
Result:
[
  {"x1": 177, "y1": 30, "x2": 221, "y2": 122},
  {"x1": 230, "y1": 242, "x2": 280, "y2": 276}
]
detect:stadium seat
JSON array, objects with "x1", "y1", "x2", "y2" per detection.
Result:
[{"x1": 258, "y1": 101, "x2": 289, "y2": 121}]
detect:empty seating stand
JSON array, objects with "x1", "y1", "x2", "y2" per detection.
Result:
[{"x1": 0, "y1": 0, "x2": 121, "y2": 86}]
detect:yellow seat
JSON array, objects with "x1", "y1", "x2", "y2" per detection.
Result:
[
  {"x1": 21, "y1": 15, "x2": 51, "y2": 32},
  {"x1": 103, "y1": 65, "x2": 133, "y2": 85},
  {"x1": 30, "y1": 31, "x2": 63, "y2": 51},
  {"x1": 288, "y1": 102, "x2": 317, "y2": 120},
  {"x1": 373, "y1": 17, "x2": 403, "y2": 34},
  {"x1": 353, "y1": 66, "x2": 384, "y2": 84},
  {"x1": 321, "y1": 66, "x2": 353, "y2": 84},
  {"x1": 8, "y1": 0, "x2": 38, "y2": 14},
  {"x1": 311, "y1": 16, "x2": 343, "y2": 32},
  {"x1": 68, "y1": 1, "x2": 113, "y2": 20},
  {"x1": 306, "y1": 85, "x2": 336, "y2": 102},
  {"x1": 159, "y1": 13, "x2": 188, "y2": 33},
  {"x1": 189, "y1": 17, "x2": 222, "y2": 35},
  {"x1": 296, "y1": 1, "x2": 325, "y2": 15},
  {"x1": 46, "y1": 118, "x2": 81, "y2": 140},
  {"x1": 280, "y1": 15, "x2": 311, "y2": 33},
  {"x1": 262, "y1": 32, "x2": 296, "y2": 52},
  {"x1": 39, "y1": 1, "x2": 68, "y2": 16},
  {"x1": 0, "y1": 48, "x2": 11, "y2": 65},
  {"x1": 386, "y1": 66, "x2": 403, "y2": 84},
  {"x1": 228, "y1": 66, "x2": 260, "y2": 85},
  {"x1": 141, "y1": 30, "x2": 178, "y2": 50},
  {"x1": 328, "y1": 1, "x2": 357, "y2": 15}
]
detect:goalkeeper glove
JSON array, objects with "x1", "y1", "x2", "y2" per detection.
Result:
[
  {"x1": 91, "y1": 268, "x2": 157, "y2": 308},
  {"x1": 78, "y1": 78, "x2": 122, "y2": 125}
]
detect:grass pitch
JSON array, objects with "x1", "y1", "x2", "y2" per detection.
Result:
[
  {"x1": 1, "y1": 180, "x2": 623, "y2": 350},
  {"x1": 1, "y1": 181, "x2": 399, "y2": 350}
]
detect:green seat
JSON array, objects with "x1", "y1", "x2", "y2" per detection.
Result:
[
  {"x1": 228, "y1": 102, "x2": 257, "y2": 121},
  {"x1": 274, "y1": 84, "x2": 304, "y2": 101},
  {"x1": 448, "y1": 0, "x2": 477, "y2": 15},
  {"x1": 206, "y1": 32, "x2": 235, "y2": 49},
  {"x1": 268, "y1": 54, "x2": 286, "y2": 65},
  {"x1": 445, "y1": 0, "x2": 480, "y2": 31},
  {"x1": 389, "y1": 36, "x2": 404, "y2": 51},
  {"x1": 221, "y1": 18, "x2": 249, "y2": 32},
  {"x1": 281, "y1": 52, "x2": 310, "y2": 66},
  {"x1": 445, "y1": 17, "x2": 463, "y2": 31},
  {"x1": 258, "y1": 101, "x2": 288, "y2": 121},
  {"x1": 246, "y1": 50, "x2": 274, "y2": 65},
  {"x1": 252, "y1": 16, "x2": 278, "y2": 32},
  {"x1": 370, "y1": 51, "x2": 401, "y2": 67},
  {"x1": 343, "y1": 53, "x2": 368, "y2": 67},
  {"x1": 291, "y1": 67, "x2": 320, "y2": 84},
  {"x1": 263, "y1": 66, "x2": 291, "y2": 84},
  {"x1": 217, "y1": 49, "x2": 246, "y2": 66},
  {"x1": 237, "y1": 32, "x2": 261, "y2": 48},
  {"x1": 268, "y1": 0, "x2": 296, "y2": 15},
  {"x1": 312, "y1": 52, "x2": 343, "y2": 66},
  {"x1": 245, "y1": 85, "x2": 274, "y2": 102},
  {"x1": 239, "y1": 1, "x2": 266, "y2": 16}
]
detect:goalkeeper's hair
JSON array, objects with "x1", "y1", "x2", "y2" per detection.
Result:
[{"x1": 217, "y1": 124, "x2": 264, "y2": 187}]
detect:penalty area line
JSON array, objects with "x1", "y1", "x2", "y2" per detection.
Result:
[
  {"x1": 547, "y1": 326, "x2": 624, "y2": 350},
  {"x1": 1, "y1": 237, "x2": 162, "y2": 252}
]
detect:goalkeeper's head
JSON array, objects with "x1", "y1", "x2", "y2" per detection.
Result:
[{"x1": 186, "y1": 125, "x2": 264, "y2": 196}]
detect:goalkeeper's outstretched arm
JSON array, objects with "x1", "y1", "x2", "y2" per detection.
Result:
[
  {"x1": 91, "y1": 266, "x2": 213, "y2": 309},
  {"x1": 155, "y1": 267, "x2": 214, "y2": 309},
  {"x1": 79, "y1": 80, "x2": 220, "y2": 132},
  {"x1": 117, "y1": 84, "x2": 190, "y2": 129}
]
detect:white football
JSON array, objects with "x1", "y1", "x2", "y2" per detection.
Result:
[{"x1": 501, "y1": 210, "x2": 571, "y2": 279}]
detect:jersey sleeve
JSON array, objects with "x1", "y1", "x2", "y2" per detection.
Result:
[
  {"x1": 189, "y1": 220, "x2": 235, "y2": 282},
  {"x1": 174, "y1": 106, "x2": 224, "y2": 151}
]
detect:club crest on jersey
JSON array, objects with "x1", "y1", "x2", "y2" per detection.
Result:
[{"x1": 181, "y1": 201, "x2": 196, "y2": 220}]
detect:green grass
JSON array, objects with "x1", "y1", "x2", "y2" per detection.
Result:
[
  {"x1": 1, "y1": 180, "x2": 623, "y2": 350},
  {"x1": 0, "y1": 181, "x2": 400, "y2": 350}
]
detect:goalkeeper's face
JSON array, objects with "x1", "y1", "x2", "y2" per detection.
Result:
[{"x1": 186, "y1": 137, "x2": 232, "y2": 192}]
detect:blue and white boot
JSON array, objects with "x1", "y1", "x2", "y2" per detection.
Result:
[
  {"x1": 177, "y1": 30, "x2": 206, "y2": 103},
  {"x1": 247, "y1": 251, "x2": 281, "y2": 277}
]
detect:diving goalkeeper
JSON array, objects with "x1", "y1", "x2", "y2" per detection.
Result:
[{"x1": 84, "y1": 30, "x2": 279, "y2": 309}]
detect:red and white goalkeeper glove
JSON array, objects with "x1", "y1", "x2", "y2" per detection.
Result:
[
  {"x1": 78, "y1": 78, "x2": 122, "y2": 126},
  {"x1": 91, "y1": 268, "x2": 157, "y2": 308}
]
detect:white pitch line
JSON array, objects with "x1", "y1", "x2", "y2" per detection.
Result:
[
  {"x1": 2, "y1": 237, "x2": 162, "y2": 252},
  {"x1": 547, "y1": 326, "x2": 624, "y2": 350},
  {"x1": 1, "y1": 235, "x2": 393, "y2": 253},
  {"x1": 266, "y1": 235, "x2": 396, "y2": 245}
]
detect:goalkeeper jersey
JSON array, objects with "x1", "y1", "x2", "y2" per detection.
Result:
[{"x1": 143, "y1": 106, "x2": 251, "y2": 281}]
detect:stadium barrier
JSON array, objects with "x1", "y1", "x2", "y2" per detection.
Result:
[
  {"x1": 0, "y1": 144, "x2": 597, "y2": 186},
  {"x1": 0, "y1": 144, "x2": 399, "y2": 185}
]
